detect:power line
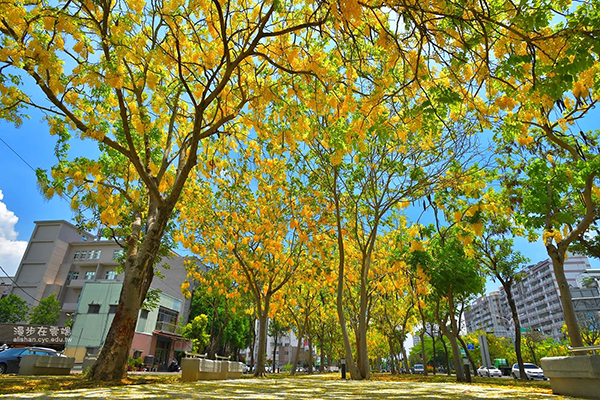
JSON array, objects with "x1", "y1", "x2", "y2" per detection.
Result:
[
  {"x1": 0, "y1": 136, "x2": 37, "y2": 172},
  {"x1": 0, "y1": 135, "x2": 73, "y2": 203},
  {"x1": 0, "y1": 265, "x2": 39, "y2": 304}
]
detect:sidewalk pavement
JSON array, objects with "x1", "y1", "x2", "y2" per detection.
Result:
[{"x1": 0, "y1": 376, "x2": 579, "y2": 399}]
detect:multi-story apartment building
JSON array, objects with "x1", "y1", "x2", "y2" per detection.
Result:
[
  {"x1": 464, "y1": 291, "x2": 512, "y2": 338},
  {"x1": 8, "y1": 220, "x2": 192, "y2": 368},
  {"x1": 465, "y1": 254, "x2": 594, "y2": 341}
]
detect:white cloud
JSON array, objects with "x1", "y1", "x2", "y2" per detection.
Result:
[{"x1": 0, "y1": 190, "x2": 27, "y2": 276}]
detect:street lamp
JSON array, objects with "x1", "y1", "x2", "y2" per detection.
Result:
[{"x1": 493, "y1": 313, "x2": 526, "y2": 339}]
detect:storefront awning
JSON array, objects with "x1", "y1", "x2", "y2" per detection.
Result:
[{"x1": 154, "y1": 329, "x2": 189, "y2": 340}]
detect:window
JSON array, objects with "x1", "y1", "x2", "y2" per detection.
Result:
[
  {"x1": 157, "y1": 307, "x2": 178, "y2": 325},
  {"x1": 95, "y1": 250, "x2": 101, "y2": 259},
  {"x1": 74, "y1": 251, "x2": 80, "y2": 260},
  {"x1": 113, "y1": 249, "x2": 124, "y2": 260},
  {"x1": 85, "y1": 347, "x2": 99, "y2": 357},
  {"x1": 136, "y1": 309, "x2": 149, "y2": 331},
  {"x1": 85, "y1": 271, "x2": 96, "y2": 280},
  {"x1": 81, "y1": 236, "x2": 88, "y2": 241},
  {"x1": 88, "y1": 304, "x2": 100, "y2": 314},
  {"x1": 155, "y1": 307, "x2": 178, "y2": 332},
  {"x1": 67, "y1": 271, "x2": 79, "y2": 280},
  {"x1": 105, "y1": 271, "x2": 117, "y2": 280},
  {"x1": 108, "y1": 304, "x2": 118, "y2": 314},
  {"x1": 80, "y1": 250, "x2": 87, "y2": 260}
]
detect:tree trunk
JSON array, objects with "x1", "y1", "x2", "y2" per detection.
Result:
[
  {"x1": 308, "y1": 337, "x2": 314, "y2": 373},
  {"x1": 331, "y1": 167, "x2": 360, "y2": 379},
  {"x1": 445, "y1": 329, "x2": 464, "y2": 382},
  {"x1": 333, "y1": 168, "x2": 360, "y2": 380},
  {"x1": 272, "y1": 332, "x2": 278, "y2": 373},
  {"x1": 439, "y1": 332, "x2": 451, "y2": 375},
  {"x1": 249, "y1": 314, "x2": 256, "y2": 369},
  {"x1": 88, "y1": 207, "x2": 169, "y2": 381},
  {"x1": 208, "y1": 310, "x2": 229, "y2": 359},
  {"x1": 431, "y1": 331, "x2": 437, "y2": 375},
  {"x1": 357, "y1": 252, "x2": 372, "y2": 379},
  {"x1": 526, "y1": 341, "x2": 538, "y2": 365},
  {"x1": 253, "y1": 296, "x2": 270, "y2": 377},
  {"x1": 400, "y1": 340, "x2": 409, "y2": 374},
  {"x1": 327, "y1": 331, "x2": 333, "y2": 373},
  {"x1": 417, "y1": 303, "x2": 428, "y2": 376},
  {"x1": 547, "y1": 244, "x2": 584, "y2": 350},
  {"x1": 420, "y1": 330, "x2": 428, "y2": 376},
  {"x1": 388, "y1": 336, "x2": 397, "y2": 374},
  {"x1": 88, "y1": 261, "x2": 148, "y2": 380},
  {"x1": 435, "y1": 311, "x2": 464, "y2": 381},
  {"x1": 447, "y1": 294, "x2": 466, "y2": 382},
  {"x1": 291, "y1": 324, "x2": 305, "y2": 376},
  {"x1": 319, "y1": 325, "x2": 325, "y2": 372},
  {"x1": 457, "y1": 335, "x2": 476, "y2": 374},
  {"x1": 502, "y1": 281, "x2": 526, "y2": 380}
]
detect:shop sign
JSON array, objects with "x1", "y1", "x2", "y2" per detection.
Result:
[{"x1": 0, "y1": 323, "x2": 70, "y2": 345}]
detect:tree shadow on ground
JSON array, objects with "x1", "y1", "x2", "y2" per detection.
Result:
[{"x1": 0, "y1": 377, "x2": 574, "y2": 399}]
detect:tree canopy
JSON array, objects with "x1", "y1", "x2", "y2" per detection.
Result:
[
  {"x1": 0, "y1": 294, "x2": 29, "y2": 324},
  {"x1": 2, "y1": 0, "x2": 600, "y2": 382},
  {"x1": 29, "y1": 293, "x2": 61, "y2": 325}
]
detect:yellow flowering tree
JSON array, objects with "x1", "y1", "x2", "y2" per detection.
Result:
[
  {"x1": 0, "y1": 0, "x2": 330, "y2": 381},
  {"x1": 176, "y1": 137, "x2": 322, "y2": 376}
]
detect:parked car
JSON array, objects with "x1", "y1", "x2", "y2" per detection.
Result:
[
  {"x1": 477, "y1": 365, "x2": 502, "y2": 377},
  {"x1": 413, "y1": 363, "x2": 424, "y2": 374},
  {"x1": 243, "y1": 364, "x2": 251, "y2": 374},
  {"x1": 512, "y1": 363, "x2": 548, "y2": 380},
  {"x1": 0, "y1": 347, "x2": 63, "y2": 374}
]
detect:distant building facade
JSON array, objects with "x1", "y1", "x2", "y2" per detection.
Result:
[
  {"x1": 8, "y1": 220, "x2": 192, "y2": 368},
  {"x1": 66, "y1": 281, "x2": 190, "y2": 368},
  {"x1": 243, "y1": 320, "x2": 312, "y2": 370},
  {"x1": 0, "y1": 276, "x2": 12, "y2": 298},
  {"x1": 465, "y1": 254, "x2": 595, "y2": 341},
  {"x1": 465, "y1": 291, "x2": 512, "y2": 338}
]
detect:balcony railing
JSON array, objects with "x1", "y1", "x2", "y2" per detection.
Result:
[{"x1": 154, "y1": 321, "x2": 183, "y2": 335}]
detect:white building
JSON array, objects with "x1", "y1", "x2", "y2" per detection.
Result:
[
  {"x1": 464, "y1": 291, "x2": 512, "y2": 338},
  {"x1": 465, "y1": 254, "x2": 594, "y2": 341},
  {"x1": 244, "y1": 320, "x2": 311, "y2": 370}
]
